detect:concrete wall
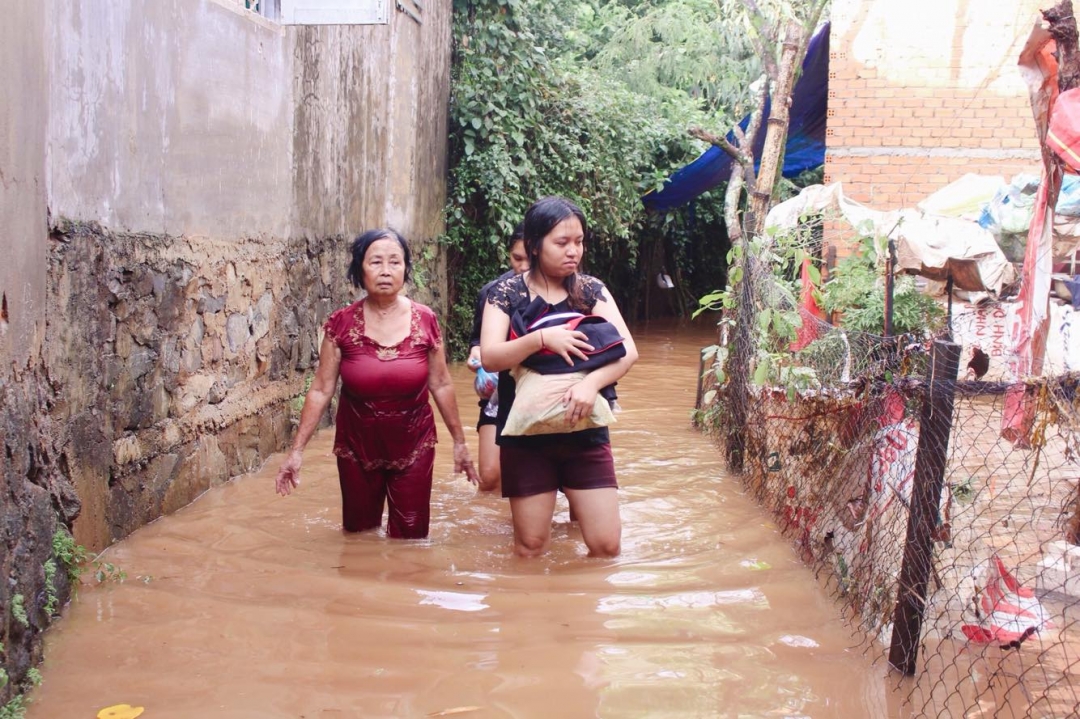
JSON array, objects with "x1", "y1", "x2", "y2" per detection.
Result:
[
  {"x1": 1, "y1": 1, "x2": 48, "y2": 366},
  {"x1": 825, "y1": 0, "x2": 1044, "y2": 211},
  {"x1": 1, "y1": 0, "x2": 451, "y2": 701}
]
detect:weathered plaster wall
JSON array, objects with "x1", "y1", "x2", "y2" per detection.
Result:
[
  {"x1": 1, "y1": 0, "x2": 452, "y2": 700},
  {"x1": 1, "y1": 1, "x2": 78, "y2": 706},
  {"x1": 47, "y1": 0, "x2": 295, "y2": 238},
  {"x1": 826, "y1": 0, "x2": 1045, "y2": 211},
  {"x1": 292, "y1": 3, "x2": 452, "y2": 306},
  {"x1": 1, "y1": 1, "x2": 48, "y2": 366}
]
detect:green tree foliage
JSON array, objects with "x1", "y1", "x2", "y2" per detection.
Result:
[
  {"x1": 442, "y1": 0, "x2": 720, "y2": 356},
  {"x1": 593, "y1": 0, "x2": 762, "y2": 125}
]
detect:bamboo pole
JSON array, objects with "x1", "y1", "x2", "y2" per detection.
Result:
[{"x1": 747, "y1": 20, "x2": 805, "y2": 238}]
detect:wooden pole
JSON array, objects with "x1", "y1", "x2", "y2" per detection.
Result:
[
  {"x1": 883, "y1": 239, "x2": 896, "y2": 337},
  {"x1": 747, "y1": 20, "x2": 806, "y2": 237},
  {"x1": 888, "y1": 338, "x2": 961, "y2": 675}
]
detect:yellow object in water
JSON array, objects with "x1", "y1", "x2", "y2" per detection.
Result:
[{"x1": 97, "y1": 705, "x2": 145, "y2": 719}]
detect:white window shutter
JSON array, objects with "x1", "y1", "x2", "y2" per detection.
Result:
[{"x1": 280, "y1": 0, "x2": 388, "y2": 24}]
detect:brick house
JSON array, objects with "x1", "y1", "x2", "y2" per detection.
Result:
[{"x1": 824, "y1": 0, "x2": 1047, "y2": 212}]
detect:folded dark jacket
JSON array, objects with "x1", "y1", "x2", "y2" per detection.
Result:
[{"x1": 509, "y1": 295, "x2": 627, "y2": 375}]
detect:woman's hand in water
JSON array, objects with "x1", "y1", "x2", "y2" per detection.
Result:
[
  {"x1": 275, "y1": 450, "x2": 303, "y2": 496},
  {"x1": 453, "y1": 441, "x2": 480, "y2": 485}
]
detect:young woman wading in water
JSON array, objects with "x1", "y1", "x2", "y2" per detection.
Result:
[{"x1": 480, "y1": 197, "x2": 638, "y2": 558}]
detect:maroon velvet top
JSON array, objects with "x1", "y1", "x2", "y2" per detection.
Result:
[{"x1": 322, "y1": 300, "x2": 442, "y2": 471}]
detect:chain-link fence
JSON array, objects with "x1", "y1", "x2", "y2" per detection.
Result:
[{"x1": 699, "y1": 221, "x2": 1080, "y2": 717}]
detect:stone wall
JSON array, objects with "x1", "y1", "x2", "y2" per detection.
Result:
[
  {"x1": 45, "y1": 222, "x2": 344, "y2": 548},
  {"x1": 1, "y1": 0, "x2": 451, "y2": 703},
  {"x1": 825, "y1": 0, "x2": 1044, "y2": 212}
]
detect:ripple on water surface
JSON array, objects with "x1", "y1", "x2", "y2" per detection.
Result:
[{"x1": 27, "y1": 322, "x2": 893, "y2": 719}]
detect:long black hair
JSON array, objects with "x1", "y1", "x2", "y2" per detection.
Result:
[
  {"x1": 347, "y1": 228, "x2": 412, "y2": 290},
  {"x1": 522, "y1": 196, "x2": 588, "y2": 310}
]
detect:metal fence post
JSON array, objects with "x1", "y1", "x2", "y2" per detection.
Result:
[{"x1": 888, "y1": 338, "x2": 961, "y2": 676}]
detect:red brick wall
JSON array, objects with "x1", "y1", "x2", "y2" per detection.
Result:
[{"x1": 825, "y1": 0, "x2": 1046, "y2": 212}]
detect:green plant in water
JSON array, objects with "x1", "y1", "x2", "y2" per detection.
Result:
[
  {"x1": 23, "y1": 670, "x2": 40, "y2": 690},
  {"x1": 52, "y1": 528, "x2": 86, "y2": 584},
  {"x1": 0, "y1": 695, "x2": 25, "y2": 719},
  {"x1": 9, "y1": 595, "x2": 27, "y2": 629},
  {"x1": 42, "y1": 560, "x2": 58, "y2": 616},
  {"x1": 93, "y1": 562, "x2": 126, "y2": 585}
]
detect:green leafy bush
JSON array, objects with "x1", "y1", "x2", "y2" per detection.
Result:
[{"x1": 822, "y1": 236, "x2": 946, "y2": 336}]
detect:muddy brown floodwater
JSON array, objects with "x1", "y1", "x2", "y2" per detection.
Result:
[{"x1": 28, "y1": 321, "x2": 905, "y2": 718}]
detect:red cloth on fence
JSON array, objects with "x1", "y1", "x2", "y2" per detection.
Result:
[{"x1": 790, "y1": 258, "x2": 825, "y2": 352}]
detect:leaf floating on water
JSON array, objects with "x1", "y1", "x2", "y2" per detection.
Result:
[
  {"x1": 740, "y1": 559, "x2": 772, "y2": 571},
  {"x1": 427, "y1": 707, "x2": 483, "y2": 717},
  {"x1": 97, "y1": 705, "x2": 145, "y2": 719}
]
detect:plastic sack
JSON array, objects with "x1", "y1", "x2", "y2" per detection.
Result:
[
  {"x1": 918, "y1": 173, "x2": 1004, "y2": 219},
  {"x1": 473, "y1": 367, "x2": 498, "y2": 399},
  {"x1": 1057, "y1": 174, "x2": 1080, "y2": 217},
  {"x1": 979, "y1": 174, "x2": 1038, "y2": 236},
  {"x1": 501, "y1": 367, "x2": 615, "y2": 437}
]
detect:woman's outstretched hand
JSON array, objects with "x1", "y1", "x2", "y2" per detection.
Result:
[
  {"x1": 275, "y1": 450, "x2": 303, "y2": 496},
  {"x1": 453, "y1": 441, "x2": 480, "y2": 485},
  {"x1": 542, "y1": 325, "x2": 593, "y2": 366}
]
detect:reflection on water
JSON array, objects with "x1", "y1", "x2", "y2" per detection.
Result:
[{"x1": 27, "y1": 321, "x2": 904, "y2": 718}]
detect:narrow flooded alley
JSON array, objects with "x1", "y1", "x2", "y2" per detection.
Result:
[{"x1": 27, "y1": 322, "x2": 897, "y2": 718}]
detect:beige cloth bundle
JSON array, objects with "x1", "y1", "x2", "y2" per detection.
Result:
[{"x1": 501, "y1": 366, "x2": 616, "y2": 436}]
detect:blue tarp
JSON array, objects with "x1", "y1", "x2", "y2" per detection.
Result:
[{"x1": 641, "y1": 22, "x2": 831, "y2": 213}]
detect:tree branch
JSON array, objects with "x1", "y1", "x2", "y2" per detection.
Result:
[
  {"x1": 725, "y1": 164, "x2": 746, "y2": 244},
  {"x1": 739, "y1": 0, "x2": 778, "y2": 77},
  {"x1": 689, "y1": 126, "x2": 749, "y2": 165},
  {"x1": 742, "y1": 74, "x2": 769, "y2": 160}
]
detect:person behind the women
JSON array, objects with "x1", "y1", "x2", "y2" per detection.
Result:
[
  {"x1": 465, "y1": 224, "x2": 530, "y2": 492},
  {"x1": 275, "y1": 229, "x2": 479, "y2": 538},
  {"x1": 480, "y1": 197, "x2": 638, "y2": 557}
]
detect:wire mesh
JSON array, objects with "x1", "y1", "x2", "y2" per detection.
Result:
[{"x1": 700, "y1": 221, "x2": 1080, "y2": 717}]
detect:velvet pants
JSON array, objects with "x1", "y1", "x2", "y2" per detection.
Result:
[{"x1": 336, "y1": 446, "x2": 436, "y2": 539}]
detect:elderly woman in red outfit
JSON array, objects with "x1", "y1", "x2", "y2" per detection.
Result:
[{"x1": 275, "y1": 228, "x2": 479, "y2": 538}]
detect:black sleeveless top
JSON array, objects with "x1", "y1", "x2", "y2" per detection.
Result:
[{"x1": 485, "y1": 273, "x2": 610, "y2": 449}]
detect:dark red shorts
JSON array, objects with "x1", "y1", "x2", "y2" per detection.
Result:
[{"x1": 499, "y1": 443, "x2": 618, "y2": 498}]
